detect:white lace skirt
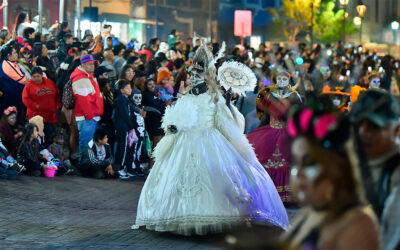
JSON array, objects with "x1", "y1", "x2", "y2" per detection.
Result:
[{"x1": 132, "y1": 128, "x2": 289, "y2": 236}]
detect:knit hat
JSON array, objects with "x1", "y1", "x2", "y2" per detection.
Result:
[
  {"x1": 29, "y1": 115, "x2": 44, "y2": 137},
  {"x1": 157, "y1": 68, "x2": 171, "y2": 84}
]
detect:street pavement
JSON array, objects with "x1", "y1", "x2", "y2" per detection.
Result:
[{"x1": 0, "y1": 176, "x2": 298, "y2": 249}]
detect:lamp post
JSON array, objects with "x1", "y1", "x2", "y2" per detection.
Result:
[
  {"x1": 340, "y1": 0, "x2": 349, "y2": 43},
  {"x1": 356, "y1": 0, "x2": 367, "y2": 45},
  {"x1": 392, "y1": 21, "x2": 399, "y2": 44},
  {"x1": 391, "y1": 21, "x2": 399, "y2": 56}
]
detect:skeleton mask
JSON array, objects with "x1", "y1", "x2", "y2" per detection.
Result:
[
  {"x1": 370, "y1": 77, "x2": 381, "y2": 88},
  {"x1": 332, "y1": 97, "x2": 341, "y2": 107},
  {"x1": 276, "y1": 73, "x2": 290, "y2": 88},
  {"x1": 132, "y1": 90, "x2": 142, "y2": 105},
  {"x1": 189, "y1": 71, "x2": 205, "y2": 86}
]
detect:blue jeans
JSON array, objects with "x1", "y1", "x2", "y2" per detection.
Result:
[{"x1": 77, "y1": 119, "x2": 97, "y2": 160}]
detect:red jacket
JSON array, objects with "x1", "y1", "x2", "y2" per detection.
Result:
[
  {"x1": 70, "y1": 66, "x2": 104, "y2": 120},
  {"x1": 22, "y1": 77, "x2": 61, "y2": 123}
]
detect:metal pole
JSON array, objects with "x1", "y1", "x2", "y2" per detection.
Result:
[
  {"x1": 76, "y1": 0, "x2": 81, "y2": 39},
  {"x1": 208, "y1": 0, "x2": 212, "y2": 41},
  {"x1": 155, "y1": 0, "x2": 158, "y2": 37},
  {"x1": 59, "y1": 0, "x2": 64, "y2": 22},
  {"x1": 342, "y1": 4, "x2": 347, "y2": 43},
  {"x1": 2, "y1": 0, "x2": 7, "y2": 29},
  {"x1": 38, "y1": 0, "x2": 43, "y2": 33},
  {"x1": 310, "y1": 2, "x2": 314, "y2": 50},
  {"x1": 360, "y1": 19, "x2": 362, "y2": 45}
]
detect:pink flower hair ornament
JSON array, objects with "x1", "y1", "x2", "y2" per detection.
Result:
[
  {"x1": 314, "y1": 114, "x2": 338, "y2": 139},
  {"x1": 287, "y1": 117, "x2": 297, "y2": 137},
  {"x1": 299, "y1": 108, "x2": 313, "y2": 133}
]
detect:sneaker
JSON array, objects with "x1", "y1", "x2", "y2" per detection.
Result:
[
  {"x1": 118, "y1": 169, "x2": 130, "y2": 179},
  {"x1": 126, "y1": 171, "x2": 137, "y2": 177},
  {"x1": 135, "y1": 168, "x2": 145, "y2": 177}
]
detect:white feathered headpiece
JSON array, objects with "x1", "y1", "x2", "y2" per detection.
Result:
[{"x1": 217, "y1": 61, "x2": 257, "y2": 96}]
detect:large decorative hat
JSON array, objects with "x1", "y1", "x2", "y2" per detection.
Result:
[{"x1": 217, "y1": 61, "x2": 257, "y2": 96}]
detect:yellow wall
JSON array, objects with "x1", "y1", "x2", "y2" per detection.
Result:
[{"x1": 81, "y1": 0, "x2": 131, "y2": 16}]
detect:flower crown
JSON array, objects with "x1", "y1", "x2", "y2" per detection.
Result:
[
  {"x1": 287, "y1": 103, "x2": 350, "y2": 151},
  {"x1": 20, "y1": 43, "x2": 32, "y2": 54}
]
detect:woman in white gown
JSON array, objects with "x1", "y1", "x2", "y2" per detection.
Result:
[{"x1": 132, "y1": 44, "x2": 289, "y2": 236}]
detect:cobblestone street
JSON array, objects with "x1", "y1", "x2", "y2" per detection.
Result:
[{"x1": 0, "y1": 176, "x2": 296, "y2": 249}]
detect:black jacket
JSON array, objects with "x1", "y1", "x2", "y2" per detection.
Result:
[
  {"x1": 56, "y1": 40, "x2": 69, "y2": 64},
  {"x1": 142, "y1": 91, "x2": 165, "y2": 138},
  {"x1": 19, "y1": 140, "x2": 46, "y2": 171},
  {"x1": 113, "y1": 95, "x2": 135, "y2": 133}
]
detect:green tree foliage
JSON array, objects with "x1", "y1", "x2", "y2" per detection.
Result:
[
  {"x1": 313, "y1": 1, "x2": 359, "y2": 44},
  {"x1": 268, "y1": 0, "x2": 358, "y2": 44},
  {"x1": 268, "y1": 0, "x2": 321, "y2": 42}
]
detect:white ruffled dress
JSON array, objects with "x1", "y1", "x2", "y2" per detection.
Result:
[{"x1": 132, "y1": 91, "x2": 289, "y2": 235}]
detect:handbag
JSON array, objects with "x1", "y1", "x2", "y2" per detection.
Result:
[{"x1": 142, "y1": 131, "x2": 152, "y2": 157}]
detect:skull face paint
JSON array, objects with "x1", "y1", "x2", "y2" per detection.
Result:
[
  {"x1": 132, "y1": 91, "x2": 142, "y2": 105},
  {"x1": 276, "y1": 73, "x2": 290, "y2": 88},
  {"x1": 189, "y1": 71, "x2": 205, "y2": 86},
  {"x1": 332, "y1": 97, "x2": 341, "y2": 107},
  {"x1": 370, "y1": 77, "x2": 381, "y2": 88}
]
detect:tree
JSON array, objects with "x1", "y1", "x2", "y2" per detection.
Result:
[
  {"x1": 313, "y1": 0, "x2": 359, "y2": 44},
  {"x1": 268, "y1": 0, "x2": 321, "y2": 42}
]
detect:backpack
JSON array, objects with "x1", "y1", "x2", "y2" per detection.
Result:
[{"x1": 62, "y1": 79, "x2": 76, "y2": 110}]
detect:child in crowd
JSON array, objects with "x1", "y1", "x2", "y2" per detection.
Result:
[
  {"x1": 131, "y1": 89, "x2": 148, "y2": 174},
  {"x1": 113, "y1": 80, "x2": 145, "y2": 178},
  {"x1": 48, "y1": 130, "x2": 72, "y2": 175},
  {"x1": 17, "y1": 123, "x2": 50, "y2": 176},
  {"x1": 0, "y1": 136, "x2": 24, "y2": 179},
  {"x1": 79, "y1": 128, "x2": 119, "y2": 179},
  {"x1": 156, "y1": 68, "x2": 174, "y2": 102}
]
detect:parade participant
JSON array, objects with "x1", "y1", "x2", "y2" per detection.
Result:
[
  {"x1": 133, "y1": 41, "x2": 289, "y2": 235},
  {"x1": 282, "y1": 105, "x2": 380, "y2": 250},
  {"x1": 247, "y1": 71, "x2": 302, "y2": 204}
]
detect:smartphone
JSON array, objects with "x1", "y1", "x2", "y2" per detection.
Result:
[
  {"x1": 368, "y1": 66, "x2": 372, "y2": 72},
  {"x1": 346, "y1": 70, "x2": 351, "y2": 76},
  {"x1": 395, "y1": 62, "x2": 399, "y2": 68}
]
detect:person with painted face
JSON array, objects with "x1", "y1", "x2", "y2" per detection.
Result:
[
  {"x1": 129, "y1": 89, "x2": 147, "y2": 175},
  {"x1": 0, "y1": 106, "x2": 22, "y2": 156},
  {"x1": 18, "y1": 43, "x2": 34, "y2": 79},
  {"x1": 95, "y1": 66, "x2": 115, "y2": 150},
  {"x1": 282, "y1": 105, "x2": 380, "y2": 250},
  {"x1": 247, "y1": 71, "x2": 302, "y2": 205},
  {"x1": 133, "y1": 42, "x2": 289, "y2": 235}
]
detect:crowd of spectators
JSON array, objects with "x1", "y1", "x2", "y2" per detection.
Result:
[{"x1": 0, "y1": 11, "x2": 399, "y2": 249}]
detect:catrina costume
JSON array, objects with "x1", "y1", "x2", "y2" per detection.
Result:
[
  {"x1": 247, "y1": 72, "x2": 302, "y2": 205},
  {"x1": 132, "y1": 38, "x2": 289, "y2": 235}
]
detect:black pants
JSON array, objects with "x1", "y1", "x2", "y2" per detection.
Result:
[
  {"x1": 115, "y1": 130, "x2": 144, "y2": 174},
  {"x1": 44, "y1": 123, "x2": 57, "y2": 148},
  {"x1": 79, "y1": 163, "x2": 120, "y2": 179}
]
